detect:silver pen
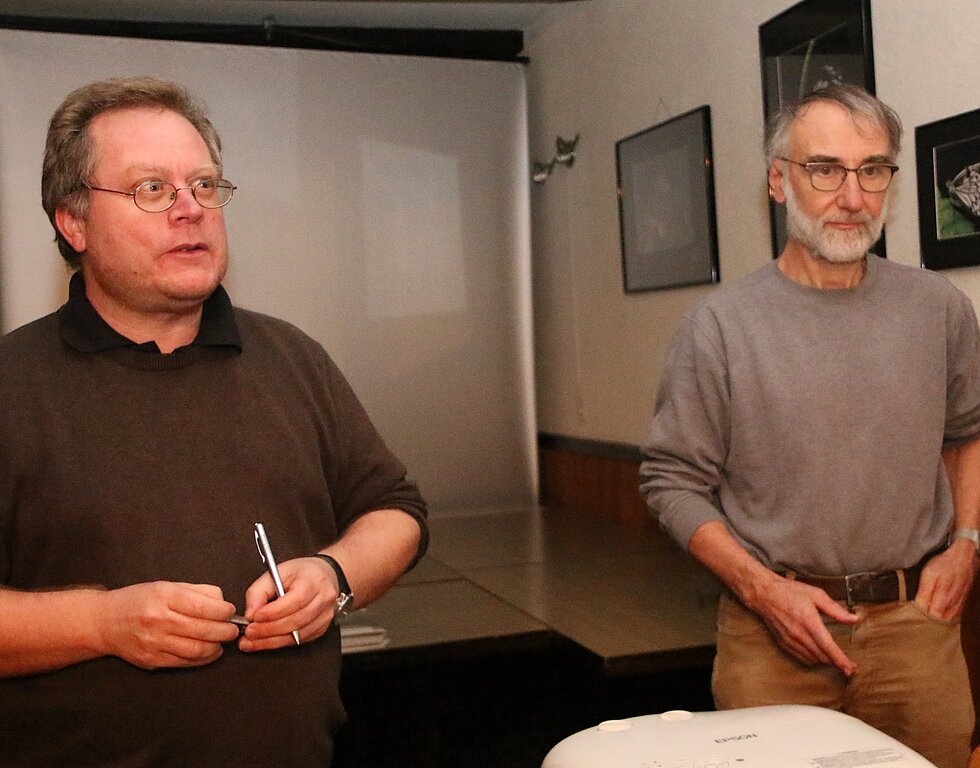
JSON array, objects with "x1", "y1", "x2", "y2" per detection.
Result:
[{"x1": 253, "y1": 522, "x2": 302, "y2": 645}]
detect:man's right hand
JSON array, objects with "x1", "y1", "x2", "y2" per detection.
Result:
[
  {"x1": 688, "y1": 520, "x2": 860, "y2": 677},
  {"x1": 95, "y1": 582, "x2": 240, "y2": 669},
  {"x1": 0, "y1": 581, "x2": 239, "y2": 678},
  {"x1": 744, "y1": 574, "x2": 859, "y2": 676}
]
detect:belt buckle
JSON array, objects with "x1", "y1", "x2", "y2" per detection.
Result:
[{"x1": 843, "y1": 571, "x2": 875, "y2": 609}]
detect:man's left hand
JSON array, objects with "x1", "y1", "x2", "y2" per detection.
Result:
[
  {"x1": 238, "y1": 557, "x2": 341, "y2": 651},
  {"x1": 914, "y1": 539, "x2": 978, "y2": 620}
]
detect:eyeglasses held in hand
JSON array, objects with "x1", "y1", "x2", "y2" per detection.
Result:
[
  {"x1": 84, "y1": 177, "x2": 237, "y2": 212},
  {"x1": 779, "y1": 157, "x2": 898, "y2": 193}
]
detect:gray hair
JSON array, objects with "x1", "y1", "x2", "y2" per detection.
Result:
[
  {"x1": 764, "y1": 83, "x2": 903, "y2": 166},
  {"x1": 42, "y1": 77, "x2": 223, "y2": 268}
]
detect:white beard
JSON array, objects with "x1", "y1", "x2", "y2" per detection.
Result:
[{"x1": 783, "y1": 180, "x2": 886, "y2": 264}]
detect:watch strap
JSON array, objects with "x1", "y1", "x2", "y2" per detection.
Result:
[
  {"x1": 315, "y1": 553, "x2": 354, "y2": 614},
  {"x1": 951, "y1": 528, "x2": 980, "y2": 554}
]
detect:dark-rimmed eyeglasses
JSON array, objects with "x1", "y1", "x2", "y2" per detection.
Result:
[
  {"x1": 779, "y1": 157, "x2": 898, "y2": 193},
  {"x1": 84, "y1": 178, "x2": 237, "y2": 212}
]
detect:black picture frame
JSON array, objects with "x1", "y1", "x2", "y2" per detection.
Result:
[
  {"x1": 616, "y1": 106, "x2": 719, "y2": 293},
  {"x1": 759, "y1": 0, "x2": 881, "y2": 258},
  {"x1": 915, "y1": 107, "x2": 980, "y2": 271}
]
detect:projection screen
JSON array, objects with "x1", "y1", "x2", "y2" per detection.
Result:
[{"x1": 0, "y1": 29, "x2": 536, "y2": 514}]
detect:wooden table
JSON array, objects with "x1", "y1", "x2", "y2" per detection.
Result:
[{"x1": 346, "y1": 505, "x2": 718, "y2": 674}]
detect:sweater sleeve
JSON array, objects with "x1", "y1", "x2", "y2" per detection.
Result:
[
  {"x1": 640, "y1": 310, "x2": 730, "y2": 550},
  {"x1": 319, "y1": 351, "x2": 429, "y2": 563},
  {"x1": 943, "y1": 288, "x2": 980, "y2": 446}
]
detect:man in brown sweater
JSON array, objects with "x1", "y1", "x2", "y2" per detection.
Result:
[{"x1": 0, "y1": 77, "x2": 427, "y2": 766}]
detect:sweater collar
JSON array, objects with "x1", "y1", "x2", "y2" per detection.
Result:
[{"x1": 58, "y1": 271, "x2": 243, "y2": 354}]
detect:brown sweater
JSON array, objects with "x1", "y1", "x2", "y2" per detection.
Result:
[{"x1": 0, "y1": 286, "x2": 427, "y2": 767}]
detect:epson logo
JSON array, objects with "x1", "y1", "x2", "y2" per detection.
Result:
[{"x1": 714, "y1": 733, "x2": 759, "y2": 744}]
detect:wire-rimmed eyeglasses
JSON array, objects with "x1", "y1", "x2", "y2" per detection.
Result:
[
  {"x1": 84, "y1": 178, "x2": 237, "y2": 212},
  {"x1": 779, "y1": 157, "x2": 898, "y2": 193}
]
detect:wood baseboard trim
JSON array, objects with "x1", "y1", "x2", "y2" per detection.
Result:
[{"x1": 537, "y1": 433, "x2": 650, "y2": 527}]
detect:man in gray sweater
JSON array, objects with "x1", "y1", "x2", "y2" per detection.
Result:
[{"x1": 641, "y1": 84, "x2": 979, "y2": 768}]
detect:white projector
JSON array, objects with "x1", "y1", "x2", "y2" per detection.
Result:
[{"x1": 542, "y1": 705, "x2": 936, "y2": 768}]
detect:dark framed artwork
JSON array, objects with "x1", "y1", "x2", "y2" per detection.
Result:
[
  {"x1": 616, "y1": 106, "x2": 719, "y2": 293},
  {"x1": 915, "y1": 107, "x2": 980, "y2": 271},
  {"x1": 759, "y1": 0, "x2": 881, "y2": 258}
]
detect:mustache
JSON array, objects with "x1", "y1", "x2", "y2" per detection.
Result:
[{"x1": 823, "y1": 212, "x2": 874, "y2": 226}]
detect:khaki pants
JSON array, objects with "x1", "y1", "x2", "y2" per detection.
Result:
[{"x1": 713, "y1": 592, "x2": 974, "y2": 768}]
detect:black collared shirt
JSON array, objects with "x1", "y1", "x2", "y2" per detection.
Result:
[{"x1": 58, "y1": 271, "x2": 242, "y2": 354}]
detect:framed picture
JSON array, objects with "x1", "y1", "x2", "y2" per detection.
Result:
[
  {"x1": 759, "y1": 0, "x2": 880, "y2": 258},
  {"x1": 616, "y1": 106, "x2": 719, "y2": 293},
  {"x1": 915, "y1": 107, "x2": 980, "y2": 271}
]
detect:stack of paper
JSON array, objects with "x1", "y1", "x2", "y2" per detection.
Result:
[{"x1": 339, "y1": 609, "x2": 390, "y2": 654}]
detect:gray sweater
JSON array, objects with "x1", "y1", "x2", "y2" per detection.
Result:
[{"x1": 641, "y1": 255, "x2": 980, "y2": 575}]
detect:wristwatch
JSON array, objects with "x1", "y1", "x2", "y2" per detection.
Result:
[
  {"x1": 951, "y1": 528, "x2": 980, "y2": 554},
  {"x1": 315, "y1": 553, "x2": 354, "y2": 617}
]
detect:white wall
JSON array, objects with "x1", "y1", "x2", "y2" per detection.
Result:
[{"x1": 525, "y1": 0, "x2": 980, "y2": 447}]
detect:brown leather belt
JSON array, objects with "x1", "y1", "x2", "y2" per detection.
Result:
[{"x1": 786, "y1": 562, "x2": 924, "y2": 608}]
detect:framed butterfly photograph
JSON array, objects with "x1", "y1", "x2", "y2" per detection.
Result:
[{"x1": 916, "y1": 106, "x2": 980, "y2": 271}]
